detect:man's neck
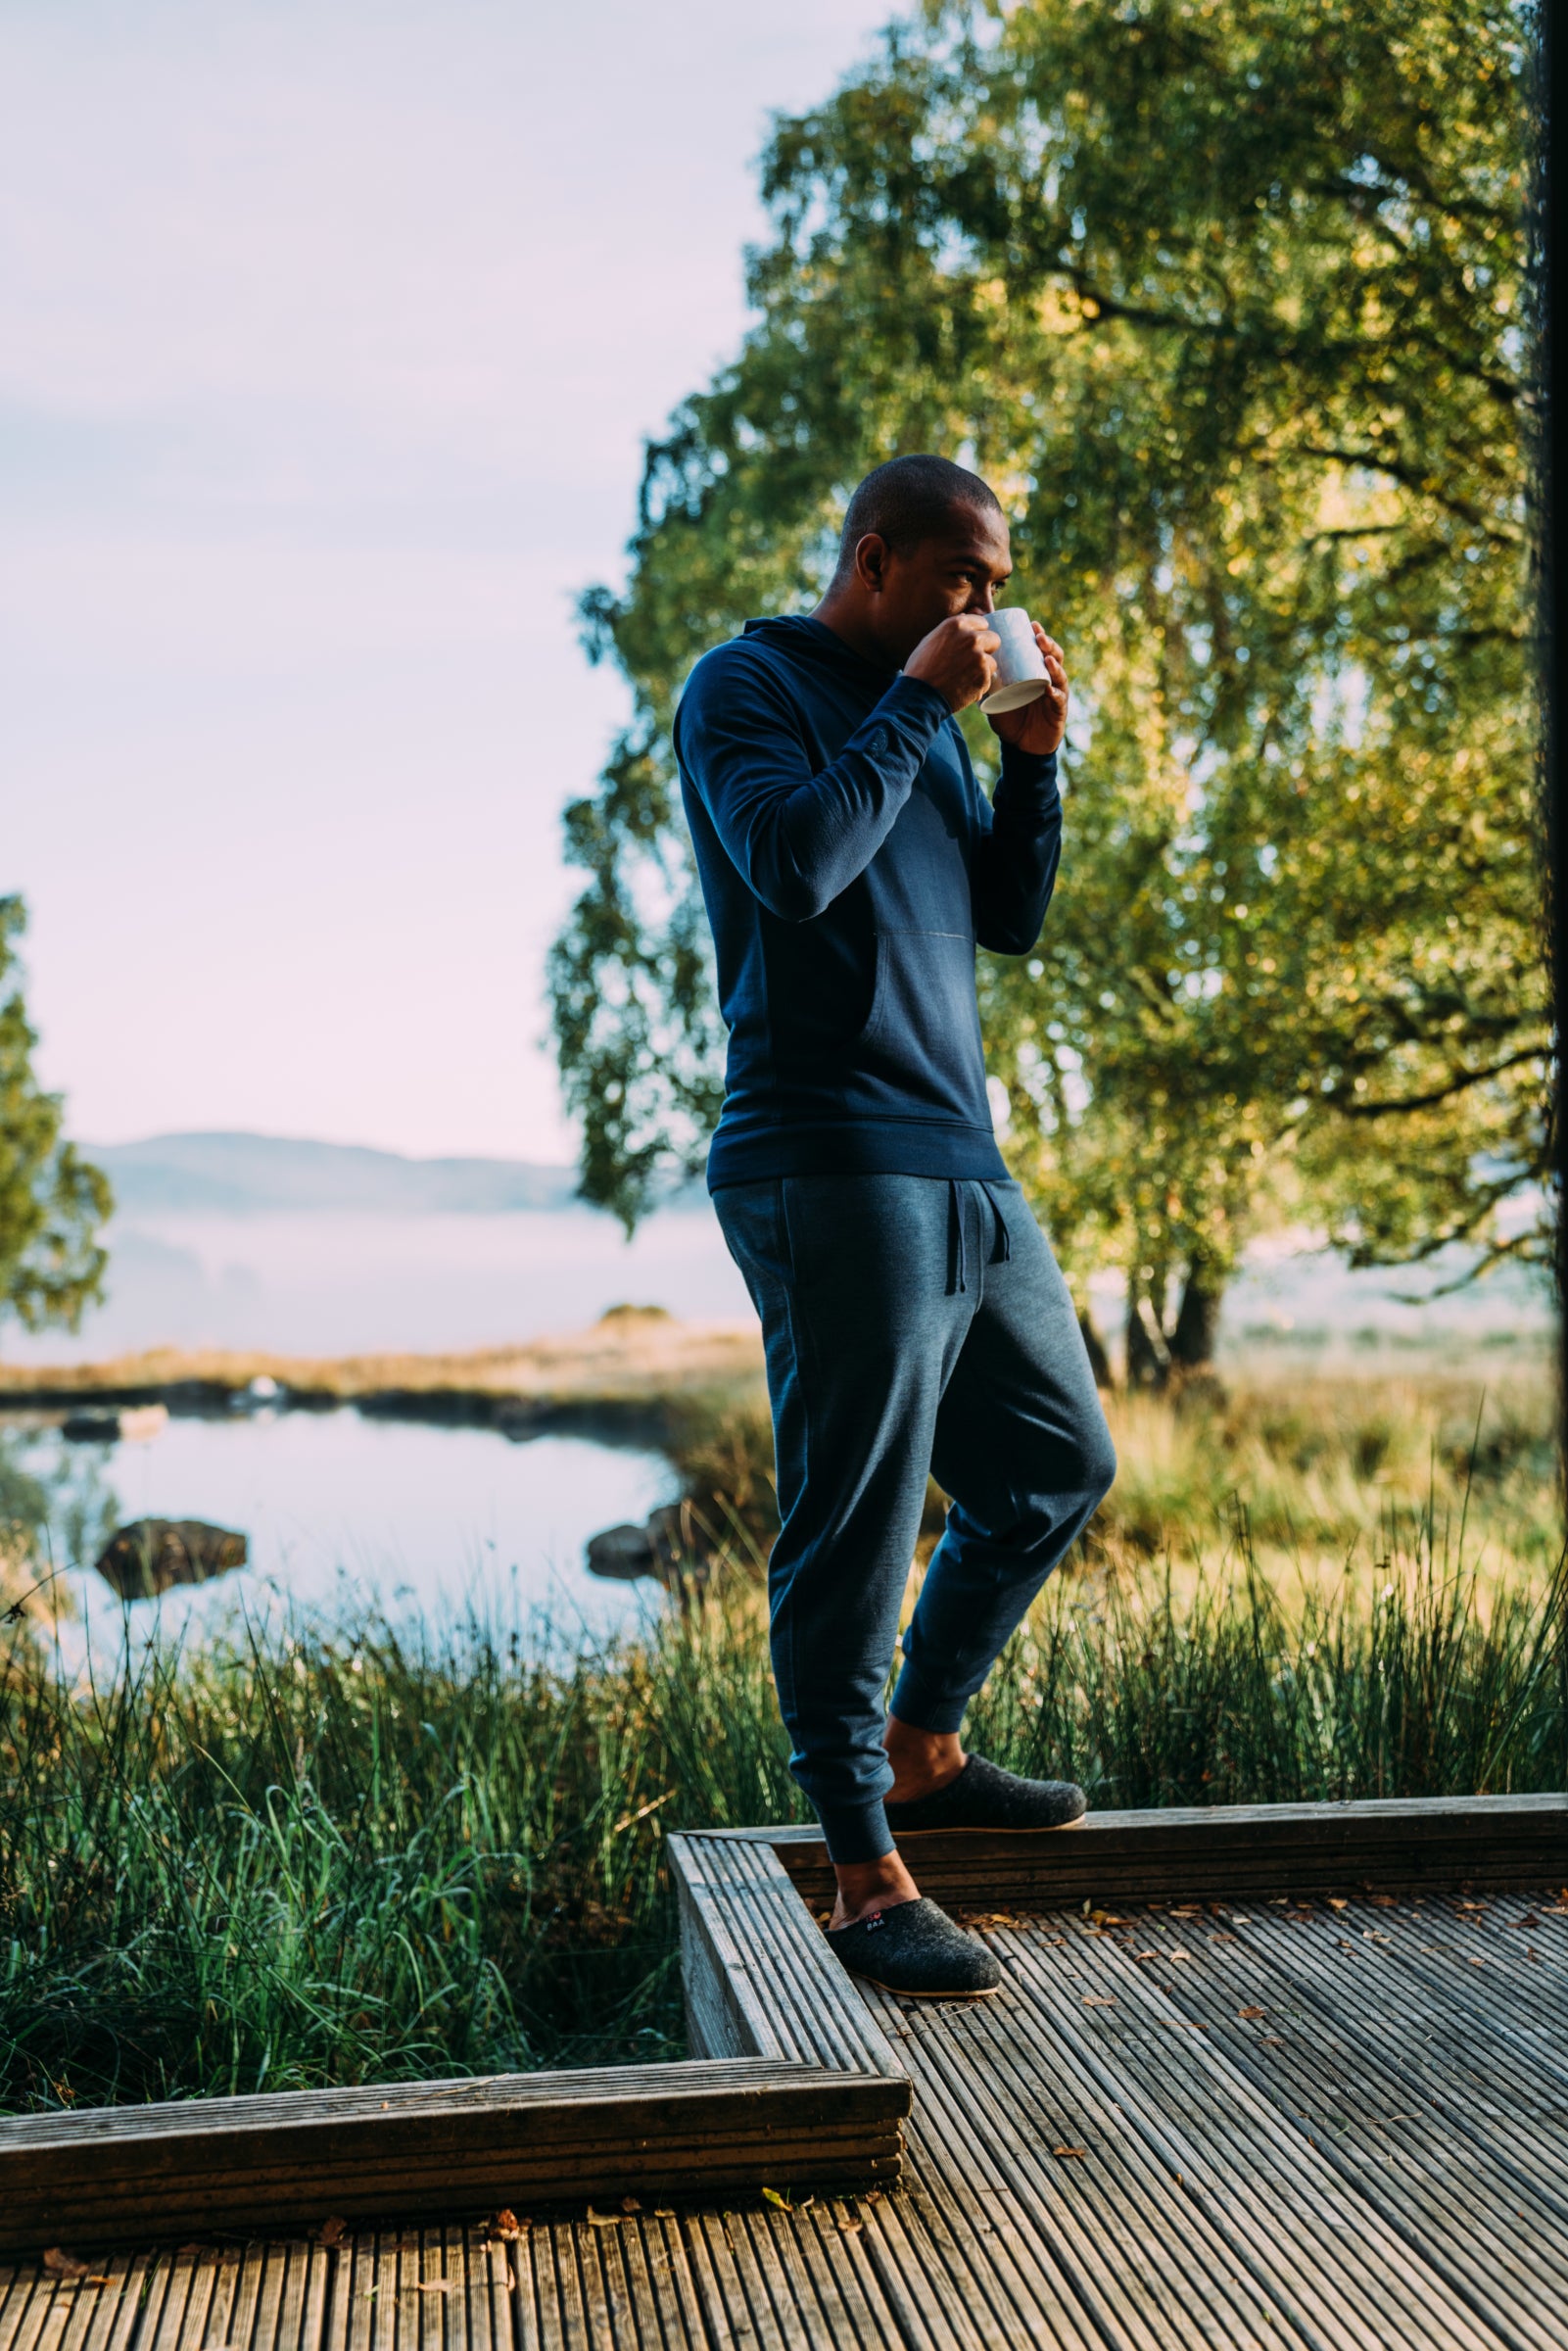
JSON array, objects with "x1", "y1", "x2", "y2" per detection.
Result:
[{"x1": 811, "y1": 590, "x2": 899, "y2": 673}]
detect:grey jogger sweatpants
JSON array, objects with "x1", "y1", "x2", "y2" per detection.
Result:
[{"x1": 712, "y1": 1172, "x2": 1117, "y2": 1864}]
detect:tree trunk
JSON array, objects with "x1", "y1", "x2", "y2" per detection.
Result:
[
  {"x1": 1124, "y1": 1289, "x2": 1172, "y2": 1391},
  {"x1": 1077, "y1": 1308, "x2": 1113, "y2": 1390},
  {"x1": 1170, "y1": 1262, "x2": 1225, "y2": 1370}
]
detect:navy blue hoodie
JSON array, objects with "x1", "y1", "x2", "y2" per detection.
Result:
[{"x1": 673, "y1": 614, "x2": 1063, "y2": 1190}]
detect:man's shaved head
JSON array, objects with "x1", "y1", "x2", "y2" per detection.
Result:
[{"x1": 837, "y1": 454, "x2": 1004, "y2": 569}]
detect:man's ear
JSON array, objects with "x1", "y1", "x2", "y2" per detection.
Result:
[{"x1": 853, "y1": 531, "x2": 891, "y2": 595}]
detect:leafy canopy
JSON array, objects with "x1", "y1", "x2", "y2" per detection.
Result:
[
  {"x1": 550, "y1": 0, "x2": 1542, "y2": 1347},
  {"x1": 0, "y1": 898, "x2": 112, "y2": 1334}
]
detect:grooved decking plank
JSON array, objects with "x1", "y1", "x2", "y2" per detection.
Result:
[
  {"x1": 983, "y1": 1926, "x2": 1497, "y2": 2351},
  {"x1": 1195, "y1": 1900, "x2": 1568, "y2": 2231},
  {"x1": 881, "y1": 1987, "x2": 1305, "y2": 2349},
  {"x1": 673, "y1": 1837, "x2": 904, "y2": 2084},
  {"x1": 993, "y1": 1910, "x2": 1543, "y2": 2350}
]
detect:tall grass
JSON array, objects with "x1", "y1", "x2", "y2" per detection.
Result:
[{"x1": 2, "y1": 1501, "x2": 1562, "y2": 2116}]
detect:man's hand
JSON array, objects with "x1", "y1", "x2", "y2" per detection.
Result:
[
  {"x1": 987, "y1": 624, "x2": 1069, "y2": 756},
  {"x1": 904, "y1": 614, "x2": 999, "y2": 712}
]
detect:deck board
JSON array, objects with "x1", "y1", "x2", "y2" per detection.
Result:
[{"x1": 4, "y1": 1802, "x2": 1563, "y2": 2349}]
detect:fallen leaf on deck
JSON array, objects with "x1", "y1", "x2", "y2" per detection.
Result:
[
  {"x1": 1326, "y1": 1898, "x2": 1348, "y2": 1911},
  {"x1": 653, "y1": 2209, "x2": 676, "y2": 2219},
  {"x1": 416, "y1": 2282, "x2": 451, "y2": 2294},
  {"x1": 761, "y1": 2188, "x2": 792, "y2": 2210},
  {"x1": 620, "y1": 2196, "x2": 641, "y2": 2213},
  {"x1": 1369, "y1": 1895, "x2": 1397, "y2": 1907},
  {"x1": 1259, "y1": 2036, "x2": 1285, "y2": 2045},
  {"x1": 1170, "y1": 1906, "x2": 1202, "y2": 1917},
  {"x1": 1133, "y1": 1950, "x2": 1160, "y2": 1961},
  {"x1": 839, "y1": 2219, "x2": 863, "y2": 2235},
  {"x1": 1238, "y1": 2006, "x2": 1265, "y2": 2020},
  {"x1": 1469, "y1": 1957, "x2": 1486, "y2": 1967},
  {"x1": 1081, "y1": 1994, "x2": 1117, "y2": 2006},
  {"x1": 586, "y1": 2209, "x2": 621, "y2": 2228},
  {"x1": 1052, "y1": 2145, "x2": 1087, "y2": 2160},
  {"x1": 317, "y1": 2218, "x2": 349, "y2": 2249},
  {"x1": 1512, "y1": 1915, "x2": 1541, "y2": 1930},
  {"x1": 491, "y1": 2211, "x2": 525, "y2": 2241},
  {"x1": 42, "y1": 2250, "x2": 93, "y2": 2280},
  {"x1": 1164, "y1": 2021, "x2": 1208, "y2": 2030},
  {"x1": 1167, "y1": 1948, "x2": 1193, "y2": 1962}
]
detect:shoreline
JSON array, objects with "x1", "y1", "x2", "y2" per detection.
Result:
[{"x1": 0, "y1": 1308, "x2": 767, "y2": 1441}]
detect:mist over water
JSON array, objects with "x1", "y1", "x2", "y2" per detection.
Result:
[{"x1": 1, "y1": 1198, "x2": 1548, "y2": 1369}]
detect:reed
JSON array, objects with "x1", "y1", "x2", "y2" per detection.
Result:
[{"x1": 2, "y1": 1493, "x2": 1561, "y2": 2115}]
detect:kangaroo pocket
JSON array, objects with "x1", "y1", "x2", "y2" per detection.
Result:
[{"x1": 849, "y1": 928, "x2": 991, "y2": 1124}]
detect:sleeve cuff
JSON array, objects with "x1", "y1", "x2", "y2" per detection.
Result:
[
  {"x1": 999, "y1": 744, "x2": 1059, "y2": 796},
  {"x1": 882, "y1": 671, "x2": 955, "y2": 729}
]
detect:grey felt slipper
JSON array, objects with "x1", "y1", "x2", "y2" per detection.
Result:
[
  {"x1": 826, "y1": 1896, "x2": 1002, "y2": 1997},
  {"x1": 883, "y1": 1753, "x2": 1086, "y2": 1837}
]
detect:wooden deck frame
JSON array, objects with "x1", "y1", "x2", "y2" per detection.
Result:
[
  {"x1": 2, "y1": 1794, "x2": 1560, "y2": 2258},
  {"x1": 0, "y1": 1847, "x2": 908, "y2": 2257},
  {"x1": 696, "y1": 1789, "x2": 1568, "y2": 1910}
]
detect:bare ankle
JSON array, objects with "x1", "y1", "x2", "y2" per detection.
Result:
[
  {"x1": 882, "y1": 1714, "x2": 966, "y2": 1805},
  {"x1": 829, "y1": 1850, "x2": 919, "y2": 1929}
]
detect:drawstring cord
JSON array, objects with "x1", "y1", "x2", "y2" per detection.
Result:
[
  {"x1": 980, "y1": 1181, "x2": 1012, "y2": 1266},
  {"x1": 948, "y1": 1179, "x2": 1011, "y2": 1294}
]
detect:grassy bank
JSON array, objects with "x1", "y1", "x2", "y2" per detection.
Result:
[
  {"x1": 671, "y1": 1361, "x2": 1564, "y2": 1602},
  {"x1": 3, "y1": 1504, "x2": 1562, "y2": 2115}
]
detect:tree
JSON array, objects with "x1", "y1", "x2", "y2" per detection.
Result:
[
  {"x1": 550, "y1": 0, "x2": 1544, "y2": 1371},
  {"x1": 0, "y1": 898, "x2": 113, "y2": 1335}
]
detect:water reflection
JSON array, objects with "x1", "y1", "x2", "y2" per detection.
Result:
[{"x1": 0, "y1": 1407, "x2": 677, "y2": 1668}]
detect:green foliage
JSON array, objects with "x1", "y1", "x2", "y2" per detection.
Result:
[
  {"x1": 0, "y1": 898, "x2": 112, "y2": 1334},
  {"x1": 550, "y1": 0, "x2": 1544, "y2": 1332}
]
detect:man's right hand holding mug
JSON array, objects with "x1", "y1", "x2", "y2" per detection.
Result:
[{"x1": 904, "y1": 614, "x2": 1000, "y2": 712}]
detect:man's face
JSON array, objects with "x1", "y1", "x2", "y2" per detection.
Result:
[{"x1": 862, "y1": 505, "x2": 1014, "y2": 664}]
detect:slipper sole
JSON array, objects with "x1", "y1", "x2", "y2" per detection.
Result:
[
  {"x1": 886, "y1": 1814, "x2": 1088, "y2": 1839},
  {"x1": 844, "y1": 1974, "x2": 1003, "y2": 1999}
]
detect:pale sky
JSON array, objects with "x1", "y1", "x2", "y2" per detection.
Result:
[{"x1": 2, "y1": 0, "x2": 899, "y2": 1160}]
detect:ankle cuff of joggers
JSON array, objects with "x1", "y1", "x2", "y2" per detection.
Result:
[
  {"x1": 813, "y1": 1796, "x2": 896, "y2": 1866},
  {"x1": 889, "y1": 1661, "x2": 970, "y2": 1737}
]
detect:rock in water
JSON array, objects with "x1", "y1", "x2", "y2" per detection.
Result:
[
  {"x1": 95, "y1": 1518, "x2": 248, "y2": 1600},
  {"x1": 586, "y1": 1522, "x2": 657, "y2": 1581},
  {"x1": 585, "y1": 1501, "x2": 716, "y2": 1584}
]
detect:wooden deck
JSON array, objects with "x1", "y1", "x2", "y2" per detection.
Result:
[{"x1": 4, "y1": 1798, "x2": 1564, "y2": 2348}]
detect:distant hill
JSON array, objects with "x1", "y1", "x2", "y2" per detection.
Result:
[{"x1": 89, "y1": 1132, "x2": 583, "y2": 1217}]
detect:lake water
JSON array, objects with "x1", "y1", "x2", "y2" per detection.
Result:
[{"x1": 3, "y1": 1405, "x2": 678, "y2": 1671}]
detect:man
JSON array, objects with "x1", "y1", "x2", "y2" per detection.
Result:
[{"x1": 674, "y1": 455, "x2": 1117, "y2": 1996}]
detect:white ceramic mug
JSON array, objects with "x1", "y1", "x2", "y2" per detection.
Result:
[{"x1": 979, "y1": 607, "x2": 1048, "y2": 714}]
